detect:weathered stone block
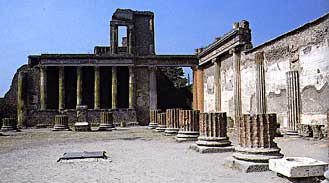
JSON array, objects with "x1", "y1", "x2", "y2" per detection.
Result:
[
  {"x1": 269, "y1": 157, "x2": 328, "y2": 178},
  {"x1": 53, "y1": 115, "x2": 70, "y2": 131}
]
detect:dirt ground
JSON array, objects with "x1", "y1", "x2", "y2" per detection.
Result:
[{"x1": 0, "y1": 127, "x2": 327, "y2": 183}]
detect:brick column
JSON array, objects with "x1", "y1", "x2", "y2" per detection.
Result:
[
  {"x1": 192, "y1": 67, "x2": 198, "y2": 110},
  {"x1": 58, "y1": 66, "x2": 65, "y2": 110},
  {"x1": 17, "y1": 71, "x2": 25, "y2": 128},
  {"x1": 191, "y1": 112, "x2": 233, "y2": 153},
  {"x1": 196, "y1": 69, "x2": 204, "y2": 112},
  {"x1": 148, "y1": 109, "x2": 159, "y2": 129},
  {"x1": 286, "y1": 71, "x2": 301, "y2": 135},
  {"x1": 129, "y1": 66, "x2": 136, "y2": 109},
  {"x1": 155, "y1": 112, "x2": 166, "y2": 132},
  {"x1": 229, "y1": 113, "x2": 283, "y2": 172},
  {"x1": 53, "y1": 115, "x2": 69, "y2": 131},
  {"x1": 112, "y1": 66, "x2": 118, "y2": 109},
  {"x1": 94, "y1": 66, "x2": 100, "y2": 109},
  {"x1": 149, "y1": 67, "x2": 157, "y2": 110},
  {"x1": 255, "y1": 52, "x2": 267, "y2": 114},
  {"x1": 164, "y1": 108, "x2": 180, "y2": 135},
  {"x1": 40, "y1": 66, "x2": 47, "y2": 110},
  {"x1": 176, "y1": 110, "x2": 200, "y2": 142},
  {"x1": 76, "y1": 67, "x2": 83, "y2": 106},
  {"x1": 98, "y1": 111, "x2": 114, "y2": 131}
]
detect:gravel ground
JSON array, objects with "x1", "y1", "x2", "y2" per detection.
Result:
[{"x1": 0, "y1": 127, "x2": 327, "y2": 183}]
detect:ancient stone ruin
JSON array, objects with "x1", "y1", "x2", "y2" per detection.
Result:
[
  {"x1": 176, "y1": 110, "x2": 200, "y2": 142},
  {"x1": 164, "y1": 108, "x2": 180, "y2": 135},
  {"x1": 53, "y1": 115, "x2": 69, "y2": 131},
  {"x1": 191, "y1": 112, "x2": 234, "y2": 153},
  {"x1": 226, "y1": 113, "x2": 283, "y2": 172},
  {"x1": 155, "y1": 112, "x2": 166, "y2": 132},
  {"x1": 98, "y1": 111, "x2": 114, "y2": 131}
]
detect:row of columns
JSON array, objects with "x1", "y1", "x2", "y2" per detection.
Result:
[{"x1": 39, "y1": 66, "x2": 136, "y2": 110}]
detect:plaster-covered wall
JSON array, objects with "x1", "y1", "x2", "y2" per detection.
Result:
[{"x1": 241, "y1": 15, "x2": 329, "y2": 126}]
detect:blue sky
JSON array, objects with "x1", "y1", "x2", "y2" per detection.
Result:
[{"x1": 0, "y1": 0, "x2": 328, "y2": 97}]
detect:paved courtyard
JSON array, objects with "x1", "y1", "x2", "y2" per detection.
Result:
[{"x1": 0, "y1": 127, "x2": 327, "y2": 183}]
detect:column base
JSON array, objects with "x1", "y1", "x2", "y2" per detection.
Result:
[
  {"x1": 233, "y1": 146, "x2": 283, "y2": 163},
  {"x1": 224, "y1": 156, "x2": 270, "y2": 173},
  {"x1": 196, "y1": 136, "x2": 232, "y2": 147},
  {"x1": 155, "y1": 125, "x2": 166, "y2": 132},
  {"x1": 190, "y1": 144, "x2": 235, "y2": 153},
  {"x1": 52, "y1": 125, "x2": 70, "y2": 131},
  {"x1": 98, "y1": 123, "x2": 114, "y2": 131},
  {"x1": 176, "y1": 131, "x2": 199, "y2": 142},
  {"x1": 148, "y1": 123, "x2": 158, "y2": 129},
  {"x1": 164, "y1": 128, "x2": 179, "y2": 135},
  {"x1": 74, "y1": 122, "x2": 91, "y2": 132}
]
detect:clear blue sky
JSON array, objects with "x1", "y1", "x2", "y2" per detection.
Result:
[{"x1": 0, "y1": 0, "x2": 328, "y2": 97}]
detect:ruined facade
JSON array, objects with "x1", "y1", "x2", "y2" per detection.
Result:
[
  {"x1": 4, "y1": 9, "x2": 197, "y2": 127},
  {"x1": 194, "y1": 13, "x2": 329, "y2": 131}
]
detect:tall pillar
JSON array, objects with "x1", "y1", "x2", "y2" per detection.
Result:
[
  {"x1": 76, "y1": 67, "x2": 83, "y2": 106},
  {"x1": 192, "y1": 67, "x2": 198, "y2": 110},
  {"x1": 129, "y1": 66, "x2": 135, "y2": 109},
  {"x1": 127, "y1": 25, "x2": 134, "y2": 54},
  {"x1": 112, "y1": 66, "x2": 118, "y2": 109},
  {"x1": 255, "y1": 52, "x2": 267, "y2": 114},
  {"x1": 176, "y1": 110, "x2": 200, "y2": 142},
  {"x1": 286, "y1": 71, "x2": 301, "y2": 134},
  {"x1": 40, "y1": 66, "x2": 47, "y2": 110},
  {"x1": 232, "y1": 48, "x2": 242, "y2": 127},
  {"x1": 17, "y1": 71, "x2": 25, "y2": 128},
  {"x1": 110, "y1": 25, "x2": 118, "y2": 54},
  {"x1": 228, "y1": 113, "x2": 283, "y2": 172},
  {"x1": 94, "y1": 66, "x2": 100, "y2": 109},
  {"x1": 196, "y1": 69, "x2": 204, "y2": 112},
  {"x1": 149, "y1": 67, "x2": 157, "y2": 110},
  {"x1": 214, "y1": 58, "x2": 221, "y2": 111},
  {"x1": 58, "y1": 66, "x2": 65, "y2": 110}
]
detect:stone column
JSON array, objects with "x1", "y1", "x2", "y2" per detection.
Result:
[
  {"x1": 229, "y1": 113, "x2": 283, "y2": 172},
  {"x1": 192, "y1": 67, "x2": 198, "y2": 110},
  {"x1": 110, "y1": 24, "x2": 118, "y2": 54},
  {"x1": 40, "y1": 66, "x2": 47, "y2": 110},
  {"x1": 58, "y1": 66, "x2": 65, "y2": 110},
  {"x1": 53, "y1": 115, "x2": 69, "y2": 131},
  {"x1": 176, "y1": 110, "x2": 200, "y2": 142},
  {"x1": 232, "y1": 48, "x2": 242, "y2": 127},
  {"x1": 164, "y1": 108, "x2": 180, "y2": 135},
  {"x1": 255, "y1": 52, "x2": 267, "y2": 114},
  {"x1": 94, "y1": 66, "x2": 100, "y2": 109},
  {"x1": 129, "y1": 66, "x2": 135, "y2": 109},
  {"x1": 112, "y1": 66, "x2": 118, "y2": 109},
  {"x1": 191, "y1": 112, "x2": 233, "y2": 153},
  {"x1": 127, "y1": 25, "x2": 134, "y2": 54},
  {"x1": 1, "y1": 118, "x2": 17, "y2": 131},
  {"x1": 286, "y1": 71, "x2": 301, "y2": 135},
  {"x1": 17, "y1": 71, "x2": 25, "y2": 128},
  {"x1": 155, "y1": 113, "x2": 166, "y2": 132},
  {"x1": 98, "y1": 111, "x2": 114, "y2": 131},
  {"x1": 214, "y1": 58, "x2": 221, "y2": 111},
  {"x1": 148, "y1": 109, "x2": 159, "y2": 129},
  {"x1": 149, "y1": 67, "x2": 157, "y2": 110},
  {"x1": 196, "y1": 69, "x2": 204, "y2": 112},
  {"x1": 76, "y1": 67, "x2": 83, "y2": 106}
]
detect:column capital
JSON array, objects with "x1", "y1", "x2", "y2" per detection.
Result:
[
  {"x1": 229, "y1": 47, "x2": 241, "y2": 54},
  {"x1": 255, "y1": 51, "x2": 265, "y2": 64}
]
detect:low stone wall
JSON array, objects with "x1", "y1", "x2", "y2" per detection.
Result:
[{"x1": 27, "y1": 108, "x2": 137, "y2": 127}]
